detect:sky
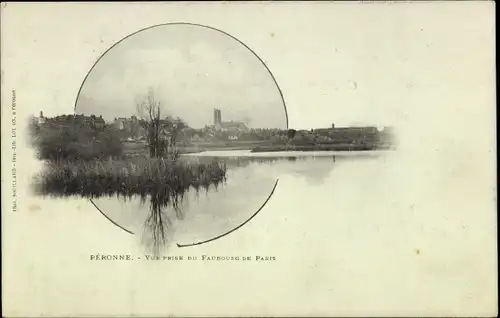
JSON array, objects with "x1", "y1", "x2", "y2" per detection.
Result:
[
  {"x1": 75, "y1": 24, "x2": 287, "y2": 129},
  {"x1": 12, "y1": 2, "x2": 493, "y2": 132}
]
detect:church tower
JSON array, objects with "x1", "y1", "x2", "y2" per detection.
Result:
[{"x1": 213, "y1": 108, "x2": 222, "y2": 127}]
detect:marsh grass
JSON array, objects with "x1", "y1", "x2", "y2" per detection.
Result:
[{"x1": 33, "y1": 157, "x2": 228, "y2": 204}]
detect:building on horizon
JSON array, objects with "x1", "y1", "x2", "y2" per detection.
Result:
[
  {"x1": 35, "y1": 111, "x2": 105, "y2": 129},
  {"x1": 113, "y1": 116, "x2": 146, "y2": 140},
  {"x1": 213, "y1": 108, "x2": 222, "y2": 128},
  {"x1": 212, "y1": 108, "x2": 249, "y2": 134},
  {"x1": 36, "y1": 111, "x2": 47, "y2": 125}
]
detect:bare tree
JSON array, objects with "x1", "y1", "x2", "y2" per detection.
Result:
[
  {"x1": 136, "y1": 87, "x2": 188, "y2": 159},
  {"x1": 164, "y1": 116, "x2": 187, "y2": 160},
  {"x1": 136, "y1": 87, "x2": 166, "y2": 158}
]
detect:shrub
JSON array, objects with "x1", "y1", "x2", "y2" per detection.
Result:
[{"x1": 33, "y1": 122, "x2": 123, "y2": 161}]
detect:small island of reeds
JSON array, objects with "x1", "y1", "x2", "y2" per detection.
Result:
[
  {"x1": 28, "y1": 92, "x2": 229, "y2": 206},
  {"x1": 33, "y1": 157, "x2": 227, "y2": 202}
]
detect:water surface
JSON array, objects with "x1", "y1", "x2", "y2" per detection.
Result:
[{"x1": 93, "y1": 150, "x2": 390, "y2": 252}]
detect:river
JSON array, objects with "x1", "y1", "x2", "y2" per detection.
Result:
[
  {"x1": 14, "y1": 146, "x2": 496, "y2": 314},
  {"x1": 90, "y1": 150, "x2": 392, "y2": 253}
]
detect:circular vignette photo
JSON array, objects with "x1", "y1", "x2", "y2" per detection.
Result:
[{"x1": 69, "y1": 23, "x2": 288, "y2": 254}]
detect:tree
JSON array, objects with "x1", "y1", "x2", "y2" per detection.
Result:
[
  {"x1": 164, "y1": 116, "x2": 187, "y2": 159},
  {"x1": 290, "y1": 132, "x2": 315, "y2": 145},
  {"x1": 33, "y1": 120, "x2": 122, "y2": 161},
  {"x1": 136, "y1": 88, "x2": 164, "y2": 158},
  {"x1": 136, "y1": 88, "x2": 187, "y2": 159},
  {"x1": 286, "y1": 129, "x2": 297, "y2": 140}
]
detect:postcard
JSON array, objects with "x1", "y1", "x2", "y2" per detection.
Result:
[{"x1": 1, "y1": 2, "x2": 497, "y2": 317}]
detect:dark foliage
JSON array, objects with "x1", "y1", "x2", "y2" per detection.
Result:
[{"x1": 31, "y1": 120, "x2": 123, "y2": 161}]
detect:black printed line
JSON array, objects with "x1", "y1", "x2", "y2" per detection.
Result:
[
  {"x1": 90, "y1": 198, "x2": 135, "y2": 235},
  {"x1": 177, "y1": 178, "x2": 279, "y2": 248}
]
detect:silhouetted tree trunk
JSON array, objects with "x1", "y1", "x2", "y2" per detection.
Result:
[
  {"x1": 136, "y1": 88, "x2": 165, "y2": 158},
  {"x1": 136, "y1": 88, "x2": 188, "y2": 160}
]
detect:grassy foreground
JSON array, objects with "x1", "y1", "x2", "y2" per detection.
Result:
[{"x1": 33, "y1": 157, "x2": 227, "y2": 200}]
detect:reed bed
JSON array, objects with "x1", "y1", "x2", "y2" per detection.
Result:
[{"x1": 33, "y1": 157, "x2": 228, "y2": 206}]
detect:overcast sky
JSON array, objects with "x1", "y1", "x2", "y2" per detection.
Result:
[
  {"x1": 75, "y1": 24, "x2": 287, "y2": 129},
  {"x1": 16, "y1": 3, "x2": 492, "y2": 131}
]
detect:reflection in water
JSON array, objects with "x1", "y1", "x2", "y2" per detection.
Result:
[
  {"x1": 138, "y1": 155, "x2": 338, "y2": 254},
  {"x1": 139, "y1": 176, "x2": 224, "y2": 255},
  {"x1": 142, "y1": 188, "x2": 184, "y2": 255},
  {"x1": 138, "y1": 155, "x2": 307, "y2": 254},
  {"x1": 35, "y1": 153, "x2": 350, "y2": 255}
]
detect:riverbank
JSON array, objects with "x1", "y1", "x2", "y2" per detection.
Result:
[
  {"x1": 251, "y1": 143, "x2": 391, "y2": 152},
  {"x1": 123, "y1": 141, "x2": 267, "y2": 156},
  {"x1": 122, "y1": 140, "x2": 394, "y2": 155}
]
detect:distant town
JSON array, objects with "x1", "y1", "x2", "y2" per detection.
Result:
[{"x1": 31, "y1": 109, "x2": 394, "y2": 148}]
